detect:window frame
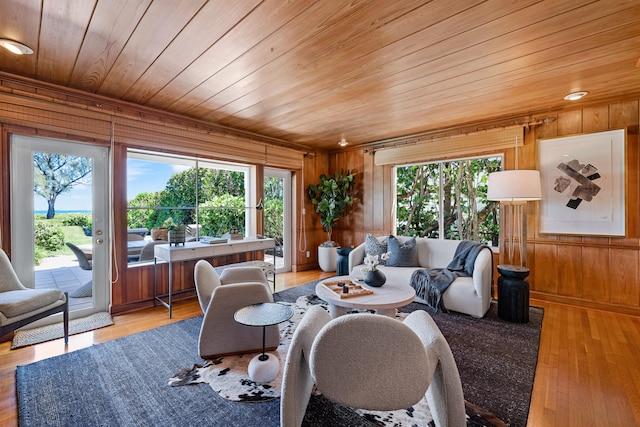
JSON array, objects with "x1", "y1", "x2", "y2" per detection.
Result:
[
  {"x1": 126, "y1": 149, "x2": 258, "y2": 263},
  {"x1": 393, "y1": 153, "x2": 503, "y2": 244}
]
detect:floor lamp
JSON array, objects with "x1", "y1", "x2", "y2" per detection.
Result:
[
  {"x1": 256, "y1": 197, "x2": 264, "y2": 237},
  {"x1": 487, "y1": 170, "x2": 542, "y2": 267}
]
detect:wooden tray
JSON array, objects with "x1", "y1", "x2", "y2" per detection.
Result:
[{"x1": 322, "y1": 280, "x2": 373, "y2": 299}]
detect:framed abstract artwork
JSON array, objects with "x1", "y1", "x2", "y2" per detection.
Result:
[{"x1": 538, "y1": 129, "x2": 626, "y2": 236}]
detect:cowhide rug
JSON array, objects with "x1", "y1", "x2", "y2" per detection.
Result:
[
  {"x1": 168, "y1": 295, "x2": 505, "y2": 427},
  {"x1": 168, "y1": 296, "x2": 385, "y2": 401},
  {"x1": 168, "y1": 300, "x2": 304, "y2": 402}
]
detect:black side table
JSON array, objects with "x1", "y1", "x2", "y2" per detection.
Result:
[
  {"x1": 336, "y1": 247, "x2": 353, "y2": 276},
  {"x1": 497, "y1": 264, "x2": 530, "y2": 323}
]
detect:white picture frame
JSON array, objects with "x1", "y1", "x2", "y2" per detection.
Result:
[{"x1": 538, "y1": 129, "x2": 626, "y2": 236}]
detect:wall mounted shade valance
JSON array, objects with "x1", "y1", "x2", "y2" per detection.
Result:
[
  {"x1": 0, "y1": 91, "x2": 304, "y2": 169},
  {"x1": 374, "y1": 126, "x2": 523, "y2": 166}
]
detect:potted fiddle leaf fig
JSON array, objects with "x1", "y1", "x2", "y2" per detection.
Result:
[{"x1": 308, "y1": 169, "x2": 356, "y2": 271}]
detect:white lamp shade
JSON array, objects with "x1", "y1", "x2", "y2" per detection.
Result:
[{"x1": 487, "y1": 170, "x2": 542, "y2": 201}]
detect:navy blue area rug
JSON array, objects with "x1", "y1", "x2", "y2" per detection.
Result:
[{"x1": 16, "y1": 281, "x2": 542, "y2": 426}]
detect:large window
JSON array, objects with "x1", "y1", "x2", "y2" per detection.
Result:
[
  {"x1": 394, "y1": 156, "x2": 502, "y2": 245},
  {"x1": 126, "y1": 150, "x2": 255, "y2": 262}
]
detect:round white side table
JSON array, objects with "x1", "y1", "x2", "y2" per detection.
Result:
[{"x1": 234, "y1": 302, "x2": 293, "y2": 383}]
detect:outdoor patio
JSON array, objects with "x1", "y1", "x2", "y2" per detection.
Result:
[{"x1": 35, "y1": 255, "x2": 93, "y2": 311}]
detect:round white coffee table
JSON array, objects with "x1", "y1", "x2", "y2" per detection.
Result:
[{"x1": 315, "y1": 275, "x2": 415, "y2": 318}]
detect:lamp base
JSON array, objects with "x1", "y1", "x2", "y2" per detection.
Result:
[{"x1": 499, "y1": 201, "x2": 528, "y2": 267}]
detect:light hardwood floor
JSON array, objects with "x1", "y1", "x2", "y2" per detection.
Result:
[{"x1": 1, "y1": 270, "x2": 639, "y2": 427}]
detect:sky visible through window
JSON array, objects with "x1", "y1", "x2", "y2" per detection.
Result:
[{"x1": 34, "y1": 160, "x2": 179, "y2": 213}]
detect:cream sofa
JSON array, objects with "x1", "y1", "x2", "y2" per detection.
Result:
[{"x1": 348, "y1": 236, "x2": 493, "y2": 318}]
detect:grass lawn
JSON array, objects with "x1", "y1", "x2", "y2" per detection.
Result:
[{"x1": 34, "y1": 214, "x2": 93, "y2": 264}]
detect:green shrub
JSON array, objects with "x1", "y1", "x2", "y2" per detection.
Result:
[
  {"x1": 264, "y1": 198, "x2": 284, "y2": 246},
  {"x1": 61, "y1": 213, "x2": 91, "y2": 228},
  {"x1": 34, "y1": 247, "x2": 47, "y2": 265},
  {"x1": 198, "y1": 195, "x2": 246, "y2": 237},
  {"x1": 34, "y1": 221, "x2": 65, "y2": 251}
]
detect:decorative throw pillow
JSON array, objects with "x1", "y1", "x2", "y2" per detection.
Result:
[
  {"x1": 365, "y1": 234, "x2": 388, "y2": 265},
  {"x1": 386, "y1": 235, "x2": 419, "y2": 267}
]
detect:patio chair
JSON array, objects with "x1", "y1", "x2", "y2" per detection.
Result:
[
  {"x1": 65, "y1": 242, "x2": 92, "y2": 297},
  {"x1": 137, "y1": 240, "x2": 167, "y2": 262},
  {"x1": 0, "y1": 248, "x2": 68, "y2": 343}
]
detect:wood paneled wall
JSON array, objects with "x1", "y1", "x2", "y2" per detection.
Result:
[
  {"x1": 529, "y1": 101, "x2": 640, "y2": 315},
  {"x1": 1, "y1": 75, "x2": 639, "y2": 315},
  {"x1": 329, "y1": 99, "x2": 640, "y2": 316}
]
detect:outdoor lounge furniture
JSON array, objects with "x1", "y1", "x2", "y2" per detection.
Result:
[
  {"x1": 137, "y1": 240, "x2": 167, "y2": 262},
  {"x1": 0, "y1": 248, "x2": 69, "y2": 343},
  {"x1": 127, "y1": 227, "x2": 149, "y2": 238},
  {"x1": 65, "y1": 242, "x2": 93, "y2": 297}
]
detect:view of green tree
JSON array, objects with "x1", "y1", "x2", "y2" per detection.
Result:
[
  {"x1": 264, "y1": 176, "x2": 284, "y2": 245},
  {"x1": 396, "y1": 157, "x2": 501, "y2": 245},
  {"x1": 264, "y1": 176, "x2": 283, "y2": 199},
  {"x1": 127, "y1": 167, "x2": 248, "y2": 229},
  {"x1": 127, "y1": 192, "x2": 164, "y2": 230},
  {"x1": 264, "y1": 198, "x2": 284, "y2": 246},
  {"x1": 200, "y1": 168, "x2": 245, "y2": 198},
  {"x1": 34, "y1": 153, "x2": 92, "y2": 219},
  {"x1": 126, "y1": 165, "x2": 285, "y2": 249},
  {"x1": 198, "y1": 195, "x2": 246, "y2": 236}
]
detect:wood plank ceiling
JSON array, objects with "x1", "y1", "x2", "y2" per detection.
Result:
[{"x1": 1, "y1": 0, "x2": 639, "y2": 151}]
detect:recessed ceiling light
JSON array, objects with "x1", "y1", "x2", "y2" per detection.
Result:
[
  {"x1": 338, "y1": 138, "x2": 348, "y2": 147},
  {"x1": 564, "y1": 91, "x2": 588, "y2": 101},
  {"x1": 0, "y1": 39, "x2": 33, "y2": 55}
]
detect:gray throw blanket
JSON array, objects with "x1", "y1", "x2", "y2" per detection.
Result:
[{"x1": 410, "y1": 240, "x2": 489, "y2": 313}]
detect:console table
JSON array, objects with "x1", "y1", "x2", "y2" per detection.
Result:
[{"x1": 154, "y1": 238, "x2": 276, "y2": 318}]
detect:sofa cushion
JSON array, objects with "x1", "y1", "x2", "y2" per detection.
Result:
[
  {"x1": 387, "y1": 235, "x2": 419, "y2": 267},
  {"x1": 365, "y1": 234, "x2": 388, "y2": 266}
]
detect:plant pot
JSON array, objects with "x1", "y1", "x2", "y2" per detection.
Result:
[
  {"x1": 151, "y1": 227, "x2": 168, "y2": 241},
  {"x1": 168, "y1": 228, "x2": 186, "y2": 246},
  {"x1": 364, "y1": 270, "x2": 386, "y2": 287},
  {"x1": 318, "y1": 245, "x2": 338, "y2": 272}
]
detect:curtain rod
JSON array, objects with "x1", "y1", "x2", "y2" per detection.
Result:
[{"x1": 364, "y1": 116, "x2": 556, "y2": 152}]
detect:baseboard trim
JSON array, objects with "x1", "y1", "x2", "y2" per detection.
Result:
[{"x1": 530, "y1": 291, "x2": 640, "y2": 317}]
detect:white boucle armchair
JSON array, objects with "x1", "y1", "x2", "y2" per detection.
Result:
[
  {"x1": 280, "y1": 305, "x2": 466, "y2": 427},
  {"x1": 193, "y1": 261, "x2": 279, "y2": 358}
]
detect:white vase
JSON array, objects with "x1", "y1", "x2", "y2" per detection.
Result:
[{"x1": 317, "y1": 246, "x2": 337, "y2": 272}]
